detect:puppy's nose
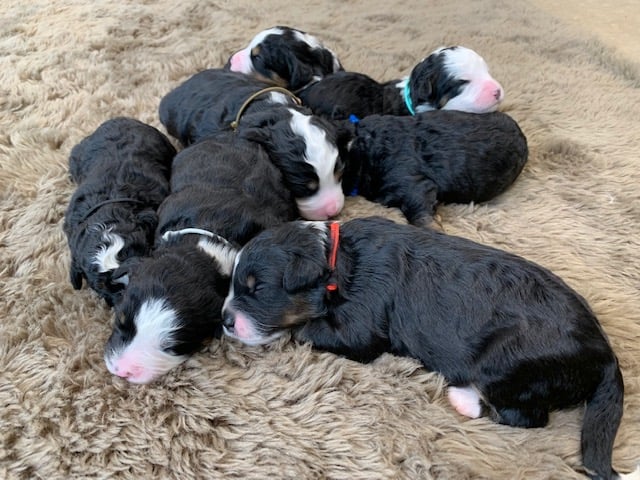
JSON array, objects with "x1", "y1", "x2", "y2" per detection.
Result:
[
  {"x1": 494, "y1": 87, "x2": 504, "y2": 101},
  {"x1": 222, "y1": 309, "x2": 235, "y2": 329}
]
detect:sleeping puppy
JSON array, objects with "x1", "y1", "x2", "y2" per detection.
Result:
[
  {"x1": 220, "y1": 216, "x2": 631, "y2": 480},
  {"x1": 159, "y1": 69, "x2": 347, "y2": 220},
  {"x1": 341, "y1": 110, "x2": 528, "y2": 226},
  {"x1": 63, "y1": 117, "x2": 176, "y2": 306},
  {"x1": 298, "y1": 46, "x2": 504, "y2": 120},
  {"x1": 225, "y1": 25, "x2": 343, "y2": 91},
  {"x1": 103, "y1": 134, "x2": 298, "y2": 383}
]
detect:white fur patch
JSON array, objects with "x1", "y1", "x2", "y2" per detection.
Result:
[
  {"x1": 288, "y1": 109, "x2": 344, "y2": 219},
  {"x1": 448, "y1": 385, "x2": 482, "y2": 418},
  {"x1": 269, "y1": 91, "x2": 293, "y2": 105},
  {"x1": 93, "y1": 229, "x2": 124, "y2": 272},
  {"x1": 222, "y1": 250, "x2": 242, "y2": 313},
  {"x1": 197, "y1": 237, "x2": 238, "y2": 277},
  {"x1": 105, "y1": 298, "x2": 186, "y2": 384}
]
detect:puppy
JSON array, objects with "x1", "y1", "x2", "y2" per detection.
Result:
[
  {"x1": 298, "y1": 46, "x2": 504, "y2": 120},
  {"x1": 225, "y1": 26, "x2": 343, "y2": 91},
  {"x1": 63, "y1": 117, "x2": 176, "y2": 306},
  {"x1": 220, "y1": 216, "x2": 632, "y2": 480},
  {"x1": 159, "y1": 69, "x2": 347, "y2": 220},
  {"x1": 103, "y1": 134, "x2": 297, "y2": 383},
  {"x1": 341, "y1": 110, "x2": 528, "y2": 226}
]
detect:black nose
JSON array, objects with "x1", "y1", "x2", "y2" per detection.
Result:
[{"x1": 222, "y1": 309, "x2": 235, "y2": 328}]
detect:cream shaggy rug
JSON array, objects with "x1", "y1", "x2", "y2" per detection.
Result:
[{"x1": 1, "y1": 1, "x2": 639, "y2": 479}]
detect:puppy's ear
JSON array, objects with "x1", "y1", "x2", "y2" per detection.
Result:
[
  {"x1": 70, "y1": 258, "x2": 84, "y2": 289},
  {"x1": 408, "y1": 55, "x2": 437, "y2": 106},
  {"x1": 283, "y1": 254, "x2": 325, "y2": 293},
  {"x1": 136, "y1": 210, "x2": 158, "y2": 243}
]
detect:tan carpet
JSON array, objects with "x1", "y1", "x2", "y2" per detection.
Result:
[{"x1": 1, "y1": 1, "x2": 639, "y2": 479}]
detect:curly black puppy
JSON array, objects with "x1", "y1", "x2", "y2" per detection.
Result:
[
  {"x1": 220, "y1": 217, "x2": 630, "y2": 480},
  {"x1": 341, "y1": 110, "x2": 528, "y2": 226},
  {"x1": 159, "y1": 69, "x2": 347, "y2": 220},
  {"x1": 298, "y1": 46, "x2": 504, "y2": 120},
  {"x1": 104, "y1": 134, "x2": 298, "y2": 383},
  {"x1": 63, "y1": 117, "x2": 176, "y2": 306}
]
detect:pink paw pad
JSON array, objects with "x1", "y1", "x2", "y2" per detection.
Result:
[{"x1": 447, "y1": 386, "x2": 482, "y2": 418}]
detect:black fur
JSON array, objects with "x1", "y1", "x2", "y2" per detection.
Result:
[
  {"x1": 225, "y1": 26, "x2": 343, "y2": 91},
  {"x1": 159, "y1": 69, "x2": 301, "y2": 146},
  {"x1": 222, "y1": 217, "x2": 625, "y2": 480},
  {"x1": 341, "y1": 110, "x2": 528, "y2": 226},
  {"x1": 63, "y1": 117, "x2": 176, "y2": 306},
  {"x1": 159, "y1": 68, "x2": 348, "y2": 220},
  {"x1": 104, "y1": 134, "x2": 298, "y2": 381}
]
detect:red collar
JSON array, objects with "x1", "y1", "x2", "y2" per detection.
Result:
[{"x1": 326, "y1": 222, "x2": 340, "y2": 292}]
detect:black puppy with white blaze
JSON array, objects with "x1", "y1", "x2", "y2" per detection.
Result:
[
  {"x1": 64, "y1": 117, "x2": 176, "y2": 306},
  {"x1": 299, "y1": 46, "x2": 504, "y2": 121},
  {"x1": 226, "y1": 26, "x2": 343, "y2": 91},
  {"x1": 341, "y1": 110, "x2": 528, "y2": 226},
  {"x1": 220, "y1": 217, "x2": 634, "y2": 480},
  {"x1": 159, "y1": 69, "x2": 347, "y2": 220},
  {"x1": 104, "y1": 134, "x2": 297, "y2": 383}
]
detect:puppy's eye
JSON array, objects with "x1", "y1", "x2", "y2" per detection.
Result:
[
  {"x1": 251, "y1": 46, "x2": 261, "y2": 58},
  {"x1": 306, "y1": 180, "x2": 319, "y2": 192}
]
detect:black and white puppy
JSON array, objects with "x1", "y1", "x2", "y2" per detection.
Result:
[
  {"x1": 298, "y1": 46, "x2": 504, "y2": 120},
  {"x1": 340, "y1": 110, "x2": 528, "y2": 226},
  {"x1": 226, "y1": 26, "x2": 343, "y2": 91},
  {"x1": 220, "y1": 217, "x2": 632, "y2": 480},
  {"x1": 103, "y1": 134, "x2": 297, "y2": 383},
  {"x1": 63, "y1": 117, "x2": 176, "y2": 306},
  {"x1": 159, "y1": 69, "x2": 347, "y2": 220}
]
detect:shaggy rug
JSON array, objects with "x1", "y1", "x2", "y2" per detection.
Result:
[{"x1": 1, "y1": 1, "x2": 639, "y2": 479}]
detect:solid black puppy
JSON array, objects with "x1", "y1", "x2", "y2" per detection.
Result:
[
  {"x1": 220, "y1": 217, "x2": 627, "y2": 480},
  {"x1": 341, "y1": 110, "x2": 528, "y2": 226},
  {"x1": 63, "y1": 117, "x2": 176, "y2": 306},
  {"x1": 298, "y1": 46, "x2": 504, "y2": 120},
  {"x1": 104, "y1": 134, "x2": 298, "y2": 383},
  {"x1": 225, "y1": 26, "x2": 343, "y2": 91},
  {"x1": 159, "y1": 68, "x2": 347, "y2": 220}
]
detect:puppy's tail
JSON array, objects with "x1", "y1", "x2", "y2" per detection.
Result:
[{"x1": 581, "y1": 358, "x2": 635, "y2": 480}]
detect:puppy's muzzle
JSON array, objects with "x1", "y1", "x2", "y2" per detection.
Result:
[{"x1": 222, "y1": 308, "x2": 235, "y2": 333}]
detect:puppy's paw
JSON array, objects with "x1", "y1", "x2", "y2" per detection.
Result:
[{"x1": 448, "y1": 385, "x2": 482, "y2": 418}]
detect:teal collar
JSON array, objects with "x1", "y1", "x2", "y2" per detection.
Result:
[{"x1": 403, "y1": 81, "x2": 415, "y2": 115}]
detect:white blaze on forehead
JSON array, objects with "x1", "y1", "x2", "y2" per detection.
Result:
[
  {"x1": 249, "y1": 26, "x2": 284, "y2": 50},
  {"x1": 442, "y1": 46, "x2": 491, "y2": 80},
  {"x1": 288, "y1": 109, "x2": 339, "y2": 187},
  {"x1": 222, "y1": 249, "x2": 243, "y2": 312},
  {"x1": 105, "y1": 298, "x2": 186, "y2": 383},
  {"x1": 93, "y1": 229, "x2": 125, "y2": 272},
  {"x1": 288, "y1": 109, "x2": 345, "y2": 219}
]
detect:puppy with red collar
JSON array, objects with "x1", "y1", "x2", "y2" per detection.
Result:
[{"x1": 220, "y1": 217, "x2": 634, "y2": 480}]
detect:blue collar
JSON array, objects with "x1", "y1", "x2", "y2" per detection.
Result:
[{"x1": 403, "y1": 82, "x2": 415, "y2": 115}]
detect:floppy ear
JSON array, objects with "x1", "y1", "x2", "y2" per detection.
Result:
[
  {"x1": 69, "y1": 258, "x2": 84, "y2": 289},
  {"x1": 287, "y1": 54, "x2": 316, "y2": 91},
  {"x1": 283, "y1": 254, "x2": 326, "y2": 293},
  {"x1": 408, "y1": 56, "x2": 437, "y2": 105}
]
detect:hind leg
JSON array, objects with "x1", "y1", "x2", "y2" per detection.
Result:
[{"x1": 448, "y1": 386, "x2": 483, "y2": 418}]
